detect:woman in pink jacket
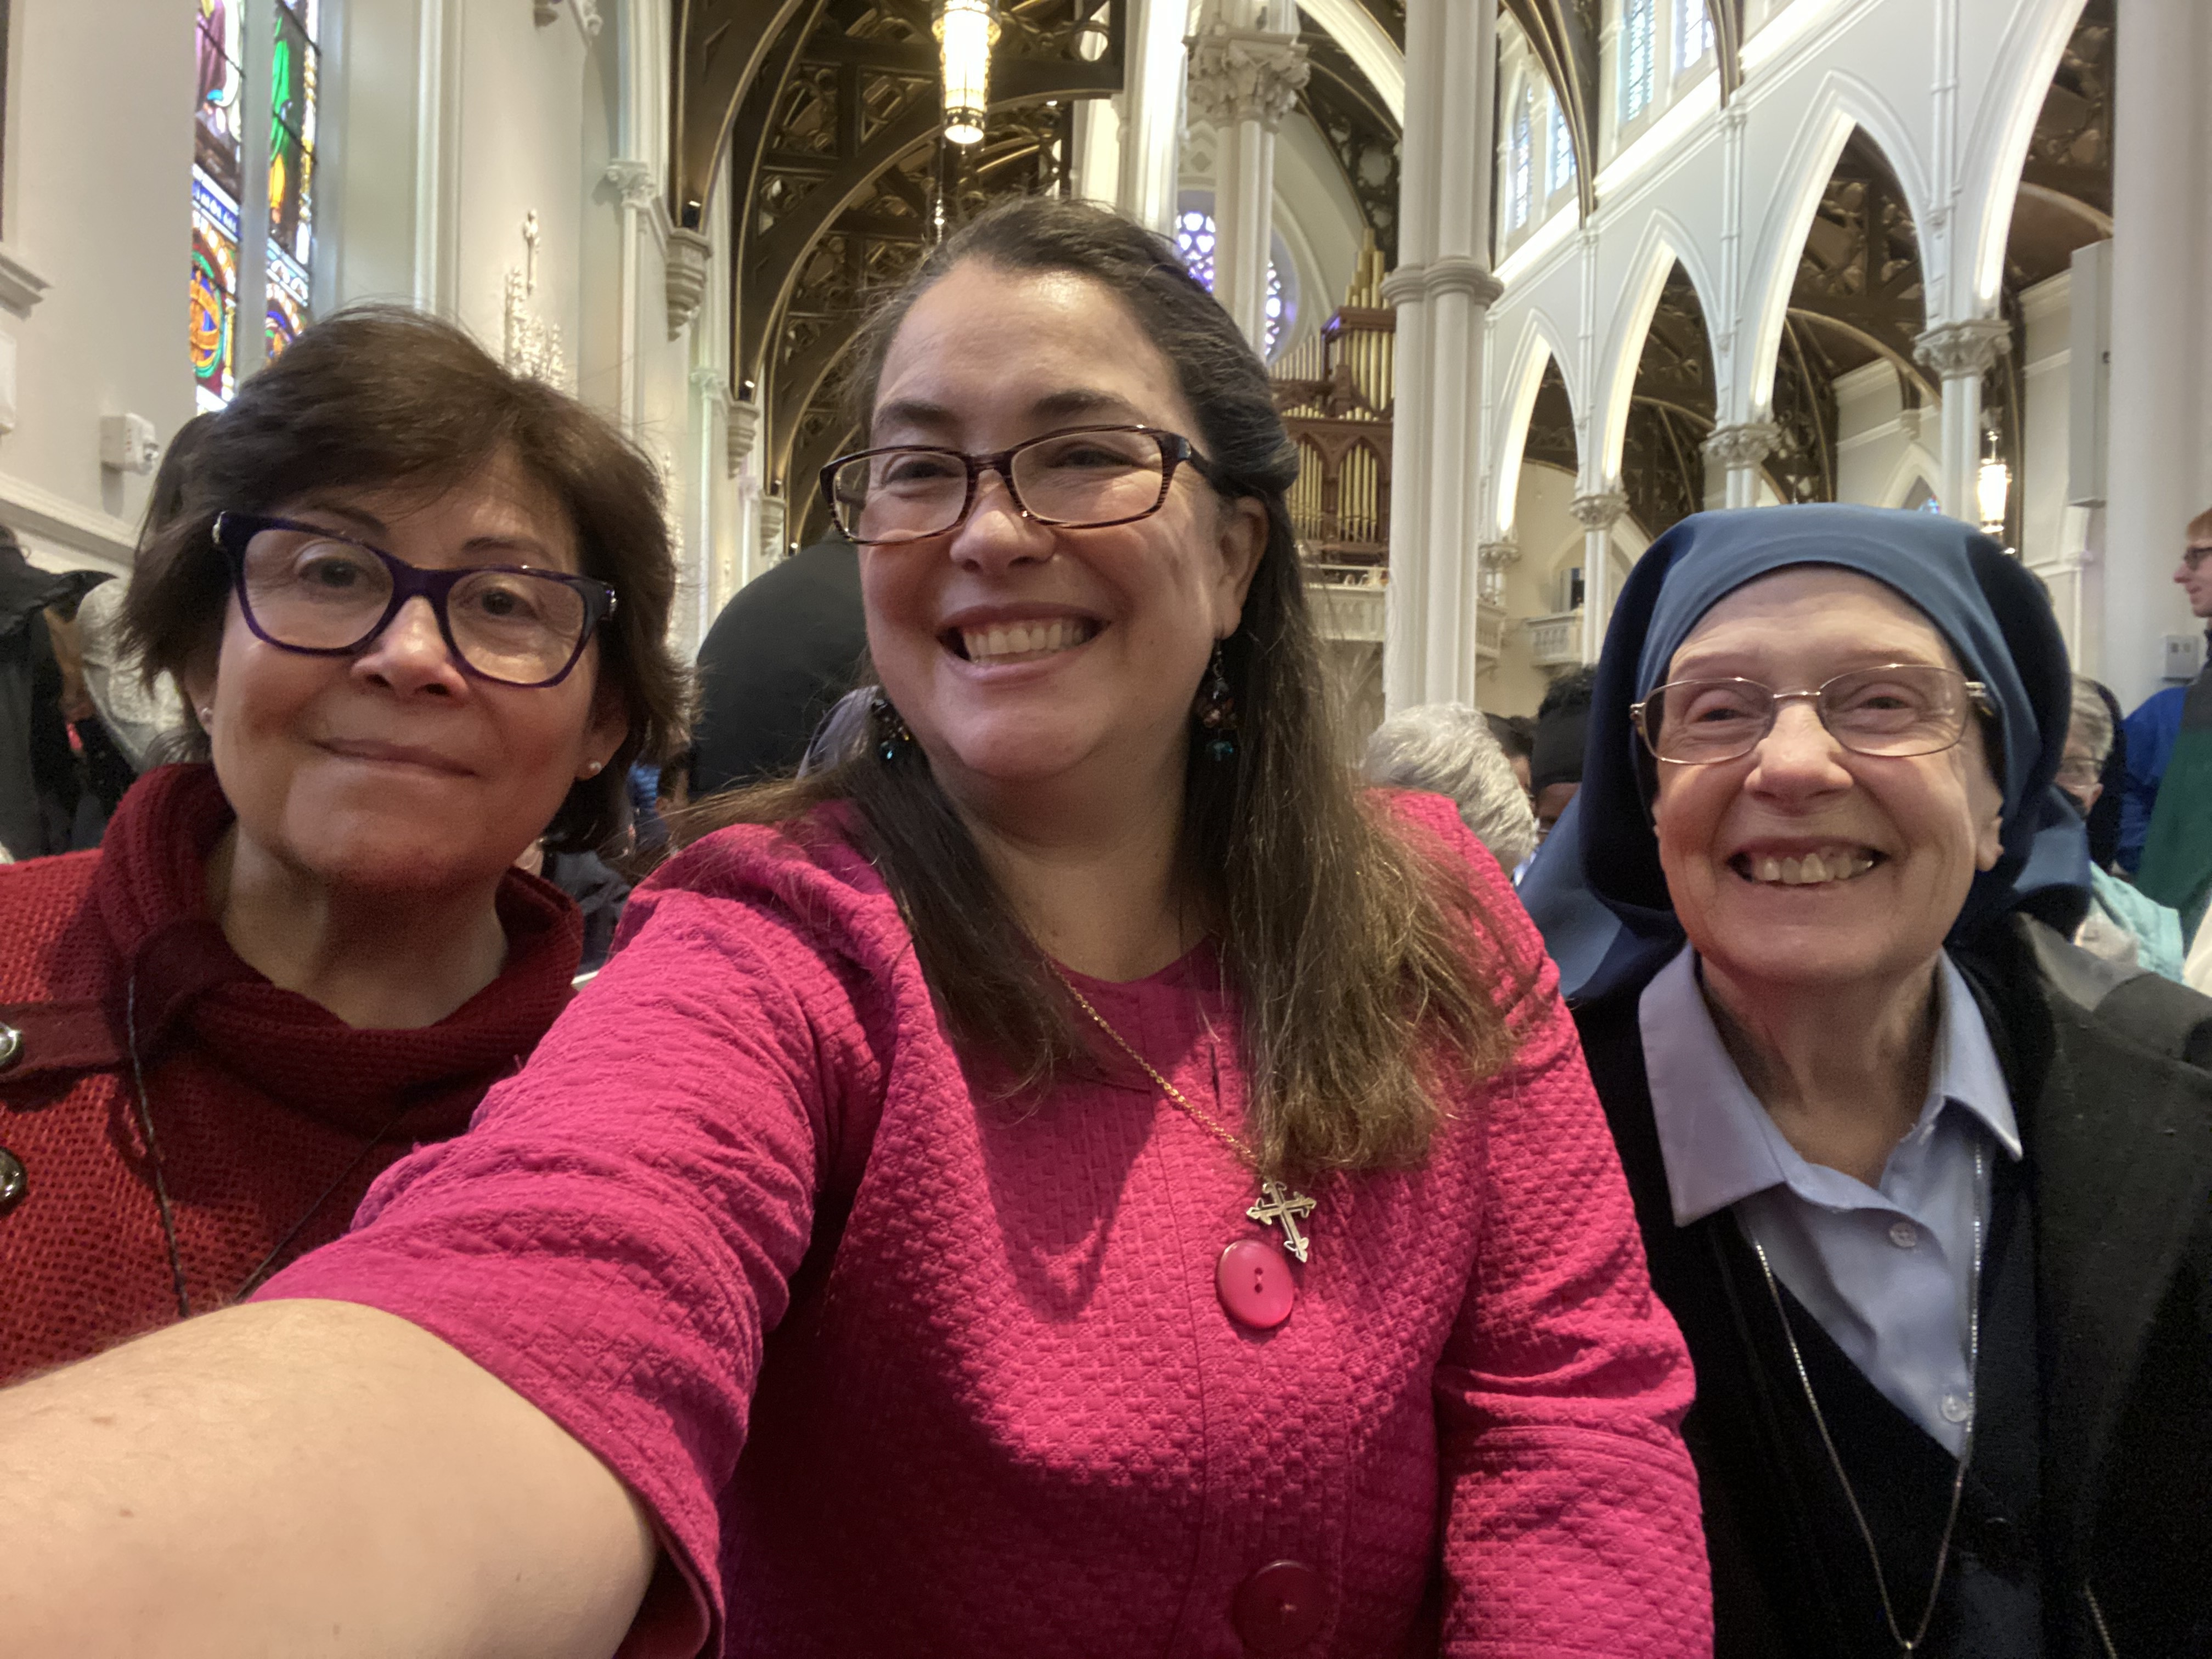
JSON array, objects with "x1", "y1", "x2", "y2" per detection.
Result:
[{"x1": 0, "y1": 199, "x2": 1708, "y2": 1658}]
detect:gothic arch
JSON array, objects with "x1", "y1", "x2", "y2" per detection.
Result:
[
  {"x1": 1740, "y1": 73, "x2": 1935, "y2": 422},
  {"x1": 1956, "y1": 0, "x2": 2095, "y2": 314},
  {"x1": 1491, "y1": 308, "x2": 1580, "y2": 537},
  {"x1": 1592, "y1": 210, "x2": 1723, "y2": 483}
]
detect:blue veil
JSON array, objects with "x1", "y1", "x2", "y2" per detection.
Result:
[{"x1": 1519, "y1": 505, "x2": 2090, "y2": 1003}]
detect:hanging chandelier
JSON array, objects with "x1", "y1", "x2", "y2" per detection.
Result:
[
  {"x1": 934, "y1": 0, "x2": 998, "y2": 146},
  {"x1": 1976, "y1": 421, "x2": 2012, "y2": 540}
]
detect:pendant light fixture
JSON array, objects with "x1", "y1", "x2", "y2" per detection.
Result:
[
  {"x1": 1976, "y1": 420, "x2": 2012, "y2": 540},
  {"x1": 935, "y1": 0, "x2": 998, "y2": 146}
]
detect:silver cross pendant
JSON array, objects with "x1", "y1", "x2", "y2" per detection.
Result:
[{"x1": 1246, "y1": 1179, "x2": 1318, "y2": 1263}]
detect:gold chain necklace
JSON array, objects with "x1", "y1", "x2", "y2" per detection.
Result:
[{"x1": 1048, "y1": 962, "x2": 1318, "y2": 1262}]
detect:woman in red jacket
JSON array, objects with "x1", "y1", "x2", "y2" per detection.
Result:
[
  {"x1": 0, "y1": 200, "x2": 1704, "y2": 1657},
  {"x1": 0, "y1": 307, "x2": 685, "y2": 1383}
]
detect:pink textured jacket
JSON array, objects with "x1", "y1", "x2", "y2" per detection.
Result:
[{"x1": 263, "y1": 794, "x2": 1710, "y2": 1658}]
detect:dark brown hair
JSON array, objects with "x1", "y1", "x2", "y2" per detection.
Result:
[
  {"x1": 122, "y1": 306, "x2": 687, "y2": 851},
  {"x1": 691, "y1": 197, "x2": 1516, "y2": 1175}
]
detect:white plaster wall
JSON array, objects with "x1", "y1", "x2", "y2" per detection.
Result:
[
  {"x1": 0, "y1": 0, "x2": 199, "y2": 574},
  {"x1": 2016, "y1": 269, "x2": 2071, "y2": 570},
  {"x1": 1832, "y1": 358, "x2": 1938, "y2": 507}
]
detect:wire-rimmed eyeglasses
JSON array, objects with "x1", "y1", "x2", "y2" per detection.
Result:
[
  {"x1": 213, "y1": 514, "x2": 617, "y2": 690},
  {"x1": 819, "y1": 423, "x2": 1229, "y2": 546},
  {"x1": 1632, "y1": 664, "x2": 1994, "y2": 766}
]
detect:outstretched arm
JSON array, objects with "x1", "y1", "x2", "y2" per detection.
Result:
[{"x1": 0, "y1": 1299, "x2": 661, "y2": 1659}]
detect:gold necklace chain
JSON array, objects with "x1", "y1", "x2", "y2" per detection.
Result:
[{"x1": 1048, "y1": 961, "x2": 1319, "y2": 1262}]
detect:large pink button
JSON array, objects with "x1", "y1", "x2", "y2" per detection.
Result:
[
  {"x1": 1232, "y1": 1559, "x2": 1326, "y2": 1654},
  {"x1": 1216, "y1": 1238, "x2": 1295, "y2": 1329}
]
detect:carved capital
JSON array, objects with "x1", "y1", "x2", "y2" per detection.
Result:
[
  {"x1": 1477, "y1": 540, "x2": 1520, "y2": 605},
  {"x1": 535, "y1": 0, "x2": 601, "y2": 33},
  {"x1": 603, "y1": 159, "x2": 658, "y2": 212},
  {"x1": 1477, "y1": 539, "x2": 1521, "y2": 569},
  {"x1": 1425, "y1": 256, "x2": 1503, "y2": 308},
  {"x1": 1184, "y1": 24, "x2": 1310, "y2": 133},
  {"x1": 1913, "y1": 318, "x2": 2012, "y2": 381},
  {"x1": 1569, "y1": 490, "x2": 1628, "y2": 532},
  {"x1": 759, "y1": 493, "x2": 788, "y2": 560},
  {"x1": 1701, "y1": 420, "x2": 1781, "y2": 470},
  {"x1": 664, "y1": 228, "x2": 713, "y2": 337}
]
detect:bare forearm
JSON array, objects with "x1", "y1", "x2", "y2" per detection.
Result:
[{"x1": 0, "y1": 1299, "x2": 658, "y2": 1659}]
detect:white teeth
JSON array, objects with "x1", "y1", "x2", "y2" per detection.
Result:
[
  {"x1": 1757, "y1": 856, "x2": 1782, "y2": 883},
  {"x1": 1799, "y1": 852, "x2": 1829, "y2": 884},
  {"x1": 1779, "y1": 856, "x2": 1804, "y2": 885},
  {"x1": 959, "y1": 618, "x2": 1093, "y2": 663}
]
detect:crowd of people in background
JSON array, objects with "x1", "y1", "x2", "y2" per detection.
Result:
[{"x1": 0, "y1": 194, "x2": 2207, "y2": 1658}]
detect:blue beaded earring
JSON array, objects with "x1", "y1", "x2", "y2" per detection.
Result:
[
  {"x1": 871, "y1": 692, "x2": 915, "y2": 763},
  {"x1": 1195, "y1": 641, "x2": 1238, "y2": 762}
]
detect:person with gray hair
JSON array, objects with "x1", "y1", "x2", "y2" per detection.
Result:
[
  {"x1": 2060, "y1": 672, "x2": 2188, "y2": 980},
  {"x1": 1363, "y1": 702, "x2": 1539, "y2": 872}
]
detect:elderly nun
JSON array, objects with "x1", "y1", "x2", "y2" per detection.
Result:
[{"x1": 1523, "y1": 505, "x2": 2212, "y2": 1659}]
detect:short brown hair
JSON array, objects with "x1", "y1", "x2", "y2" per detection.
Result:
[
  {"x1": 123, "y1": 306, "x2": 688, "y2": 851},
  {"x1": 2189, "y1": 506, "x2": 2212, "y2": 543}
]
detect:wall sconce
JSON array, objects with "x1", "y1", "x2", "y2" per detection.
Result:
[
  {"x1": 1976, "y1": 422, "x2": 2011, "y2": 539},
  {"x1": 934, "y1": 0, "x2": 998, "y2": 146}
]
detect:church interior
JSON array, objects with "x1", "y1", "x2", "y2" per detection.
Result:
[{"x1": 0, "y1": 0, "x2": 2204, "y2": 736}]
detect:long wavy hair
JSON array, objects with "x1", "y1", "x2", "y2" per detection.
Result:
[{"x1": 691, "y1": 197, "x2": 1519, "y2": 1176}]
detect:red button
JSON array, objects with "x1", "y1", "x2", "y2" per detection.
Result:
[
  {"x1": 1233, "y1": 1559, "x2": 1326, "y2": 1654},
  {"x1": 1216, "y1": 1238, "x2": 1295, "y2": 1329}
]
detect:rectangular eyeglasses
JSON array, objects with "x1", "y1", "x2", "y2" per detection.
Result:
[
  {"x1": 213, "y1": 514, "x2": 616, "y2": 689},
  {"x1": 1632, "y1": 664, "x2": 1994, "y2": 765}
]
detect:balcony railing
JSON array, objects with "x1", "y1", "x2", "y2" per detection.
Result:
[{"x1": 1525, "y1": 611, "x2": 1583, "y2": 667}]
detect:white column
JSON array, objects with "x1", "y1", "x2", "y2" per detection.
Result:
[
  {"x1": 1702, "y1": 421, "x2": 1779, "y2": 510},
  {"x1": 1572, "y1": 490, "x2": 1628, "y2": 663},
  {"x1": 603, "y1": 160, "x2": 657, "y2": 431},
  {"x1": 235, "y1": 0, "x2": 275, "y2": 381},
  {"x1": 1119, "y1": 0, "x2": 1188, "y2": 233},
  {"x1": 1913, "y1": 319, "x2": 2011, "y2": 523},
  {"x1": 2103, "y1": 0, "x2": 2212, "y2": 709},
  {"x1": 1382, "y1": 0, "x2": 1499, "y2": 712},
  {"x1": 1185, "y1": 7, "x2": 1308, "y2": 351}
]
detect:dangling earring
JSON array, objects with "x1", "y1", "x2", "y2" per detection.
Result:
[
  {"x1": 871, "y1": 691, "x2": 915, "y2": 763},
  {"x1": 1194, "y1": 641, "x2": 1238, "y2": 762}
]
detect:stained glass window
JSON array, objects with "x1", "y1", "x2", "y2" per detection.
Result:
[
  {"x1": 1678, "y1": 0, "x2": 1713, "y2": 72},
  {"x1": 194, "y1": 0, "x2": 322, "y2": 408},
  {"x1": 1548, "y1": 98, "x2": 1576, "y2": 197},
  {"x1": 267, "y1": 0, "x2": 320, "y2": 360},
  {"x1": 1508, "y1": 102, "x2": 1533, "y2": 230},
  {"x1": 192, "y1": 0, "x2": 245, "y2": 412},
  {"x1": 1623, "y1": 0, "x2": 1656, "y2": 121},
  {"x1": 1173, "y1": 208, "x2": 1288, "y2": 356}
]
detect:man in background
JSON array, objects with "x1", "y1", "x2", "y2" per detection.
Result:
[
  {"x1": 1528, "y1": 666, "x2": 1596, "y2": 844},
  {"x1": 2120, "y1": 506, "x2": 2212, "y2": 873}
]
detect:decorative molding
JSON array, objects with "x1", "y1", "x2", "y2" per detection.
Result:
[
  {"x1": 602, "y1": 157, "x2": 658, "y2": 212},
  {"x1": 1913, "y1": 318, "x2": 2013, "y2": 381},
  {"x1": 0, "y1": 470, "x2": 140, "y2": 570},
  {"x1": 759, "y1": 493, "x2": 788, "y2": 561},
  {"x1": 1183, "y1": 22, "x2": 1309, "y2": 134},
  {"x1": 1377, "y1": 263, "x2": 1425, "y2": 308},
  {"x1": 1701, "y1": 420, "x2": 1782, "y2": 470},
  {"x1": 664, "y1": 228, "x2": 713, "y2": 337},
  {"x1": 726, "y1": 397, "x2": 761, "y2": 478},
  {"x1": 1424, "y1": 256, "x2": 1504, "y2": 308},
  {"x1": 1568, "y1": 489, "x2": 1629, "y2": 531},
  {"x1": 0, "y1": 246, "x2": 51, "y2": 319}
]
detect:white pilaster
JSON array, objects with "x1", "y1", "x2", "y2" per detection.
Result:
[
  {"x1": 1914, "y1": 319, "x2": 2011, "y2": 524},
  {"x1": 1572, "y1": 490, "x2": 1628, "y2": 663},
  {"x1": 1119, "y1": 0, "x2": 1189, "y2": 233},
  {"x1": 2103, "y1": 0, "x2": 2212, "y2": 709}
]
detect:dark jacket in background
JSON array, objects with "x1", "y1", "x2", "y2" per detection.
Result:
[
  {"x1": 691, "y1": 539, "x2": 867, "y2": 795},
  {"x1": 1579, "y1": 919, "x2": 2212, "y2": 1659},
  {"x1": 0, "y1": 543, "x2": 108, "y2": 860}
]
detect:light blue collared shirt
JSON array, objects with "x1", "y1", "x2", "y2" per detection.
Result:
[{"x1": 1640, "y1": 945, "x2": 2022, "y2": 1455}]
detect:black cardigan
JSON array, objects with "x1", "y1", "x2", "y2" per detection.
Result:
[{"x1": 1576, "y1": 917, "x2": 2212, "y2": 1659}]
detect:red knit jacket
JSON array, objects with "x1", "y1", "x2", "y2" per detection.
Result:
[{"x1": 0, "y1": 764, "x2": 582, "y2": 1384}]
